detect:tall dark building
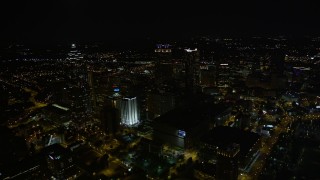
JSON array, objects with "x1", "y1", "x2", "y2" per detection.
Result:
[
  {"x1": 147, "y1": 91, "x2": 176, "y2": 119},
  {"x1": 102, "y1": 105, "x2": 120, "y2": 136},
  {"x1": 199, "y1": 127, "x2": 261, "y2": 179},
  {"x1": 153, "y1": 105, "x2": 210, "y2": 149},
  {"x1": 87, "y1": 67, "x2": 96, "y2": 107},
  {"x1": 184, "y1": 48, "x2": 200, "y2": 95},
  {"x1": 0, "y1": 85, "x2": 8, "y2": 114},
  {"x1": 154, "y1": 44, "x2": 173, "y2": 85},
  {"x1": 216, "y1": 143, "x2": 240, "y2": 180}
]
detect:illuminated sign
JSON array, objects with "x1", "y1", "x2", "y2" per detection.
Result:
[
  {"x1": 156, "y1": 44, "x2": 171, "y2": 49},
  {"x1": 185, "y1": 48, "x2": 197, "y2": 52},
  {"x1": 114, "y1": 88, "x2": 120, "y2": 92},
  {"x1": 178, "y1": 130, "x2": 186, "y2": 137}
]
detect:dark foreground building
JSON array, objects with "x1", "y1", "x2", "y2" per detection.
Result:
[
  {"x1": 199, "y1": 126, "x2": 261, "y2": 179},
  {"x1": 153, "y1": 106, "x2": 210, "y2": 149}
]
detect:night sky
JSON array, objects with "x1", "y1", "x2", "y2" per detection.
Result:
[{"x1": 0, "y1": 0, "x2": 319, "y2": 44}]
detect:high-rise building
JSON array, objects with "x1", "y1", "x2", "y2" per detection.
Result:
[
  {"x1": 216, "y1": 143, "x2": 240, "y2": 180},
  {"x1": 147, "y1": 92, "x2": 176, "y2": 119},
  {"x1": 154, "y1": 44, "x2": 173, "y2": 85},
  {"x1": 108, "y1": 86, "x2": 122, "y2": 109},
  {"x1": 66, "y1": 44, "x2": 83, "y2": 61},
  {"x1": 199, "y1": 127, "x2": 261, "y2": 179},
  {"x1": 184, "y1": 48, "x2": 200, "y2": 94},
  {"x1": 101, "y1": 87, "x2": 122, "y2": 135},
  {"x1": 200, "y1": 64, "x2": 216, "y2": 87},
  {"x1": 87, "y1": 68, "x2": 98, "y2": 112},
  {"x1": 0, "y1": 85, "x2": 8, "y2": 114},
  {"x1": 153, "y1": 105, "x2": 211, "y2": 149},
  {"x1": 102, "y1": 104, "x2": 121, "y2": 136},
  {"x1": 121, "y1": 97, "x2": 139, "y2": 126},
  {"x1": 217, "y1": 63, "x2": 231, "y2": 88}
]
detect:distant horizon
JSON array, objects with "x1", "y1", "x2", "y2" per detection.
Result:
[
  {"x1": 1, "y1": 0, "x2": 320, "y2": 45},
  {"x1": 1, "y1": 34, "x2": 320, "y2": 48}
]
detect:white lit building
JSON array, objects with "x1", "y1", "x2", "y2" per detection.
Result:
[
  {"x1": 66, "y1": 43, "x2": 83, "y2": 61},
  {"x1": 121, "y1": 97, "x2": 139, "y2": 126}
]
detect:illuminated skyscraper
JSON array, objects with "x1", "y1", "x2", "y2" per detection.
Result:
[
  {"x1": 66, "y1": 43, "x2": 83, "y2": 61},
  {"x1": 120, "y1": 97, "x2": 139, "y2": 126}
]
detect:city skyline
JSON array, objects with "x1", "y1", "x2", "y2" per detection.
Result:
[{"x1": 1, "y1": 1, "x2": 320, "y2": 179}]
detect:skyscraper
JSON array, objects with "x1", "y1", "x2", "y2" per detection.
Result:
[
  {"x1": 121, "y1": 97, "x2": 139, "y2": 126},
  {"x1": 184, "y1": 48, "x2": 200, "y2": 95},
  {"x1": 87, "y1": 67, "x2": 97, "y2": 111},
  {"x1": 217, "y1": 63, "x2": 231, "y2": 88},
  {"x1": 216, "y1": 143, "x2": 240, "y2": 180},
  {"x1": 101, "y1": 86, "x2": 123, "y2": 135},
  {"x1": 66, "y1": 44, "x2": 83, "y2": 61},
  {"x1": 102, "y1": 104, "x2": 121, "y2": 136},
  {"x1": 154, "y1": 44, "x2": 173, "y2": 86},
  {"x1": 0, "y1": 85, "x2": 8, "y2": 114},
  {"x1": 147, "y1": 92, "x2": 176, "y2": 119}
]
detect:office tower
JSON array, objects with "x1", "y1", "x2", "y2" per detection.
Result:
[
  {"x1": 147, "y1": 92, "x2": 176, "y2": 119},
  {"x1": 217, "y1": 63, "x2": 231, "y2": 88},
  {"x1": 66, "y1": 43, "x2": 83, "y2": 61},
  {"x1": 154, "y1": 44, "x2": 173, "y2": 85},
  {"x1": 102, "y1": 104, "x2": 120, "y2": 136},
  {"x1": 0, "y1": 85, "x2": 8, "y2": 114},
  {"x1": 108, "y1": 86, "x2": 122, "y2": 109},
  {"x1": 184, "y1": 48, "x2": 200, "y2": 94},
  {"x1": 200, "y1": 64, "x2": 216, "y2": 86},
  {"x1": 153, "y1": 105, "x2": 211, "y2": 149},
  {"x1": 121, "y1": 97, "x2": 139, "y2": 126},
  {"x1": 155, "y1": 44, "x2": 172, "y2": 82},
  {"x1": 216, "y1": 143, "x2": 240, "y2": 180},
  {"x1": 87, "y1": 68, "x2": 98, "y2": 111}
]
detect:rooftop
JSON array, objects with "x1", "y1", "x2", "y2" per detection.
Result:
[
  {"x1": 154, "y1": 103, "x2": 229, "y2": 131},
  {"x1": 200, "y1": 126, "x2": 260, "y2": 157}
]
